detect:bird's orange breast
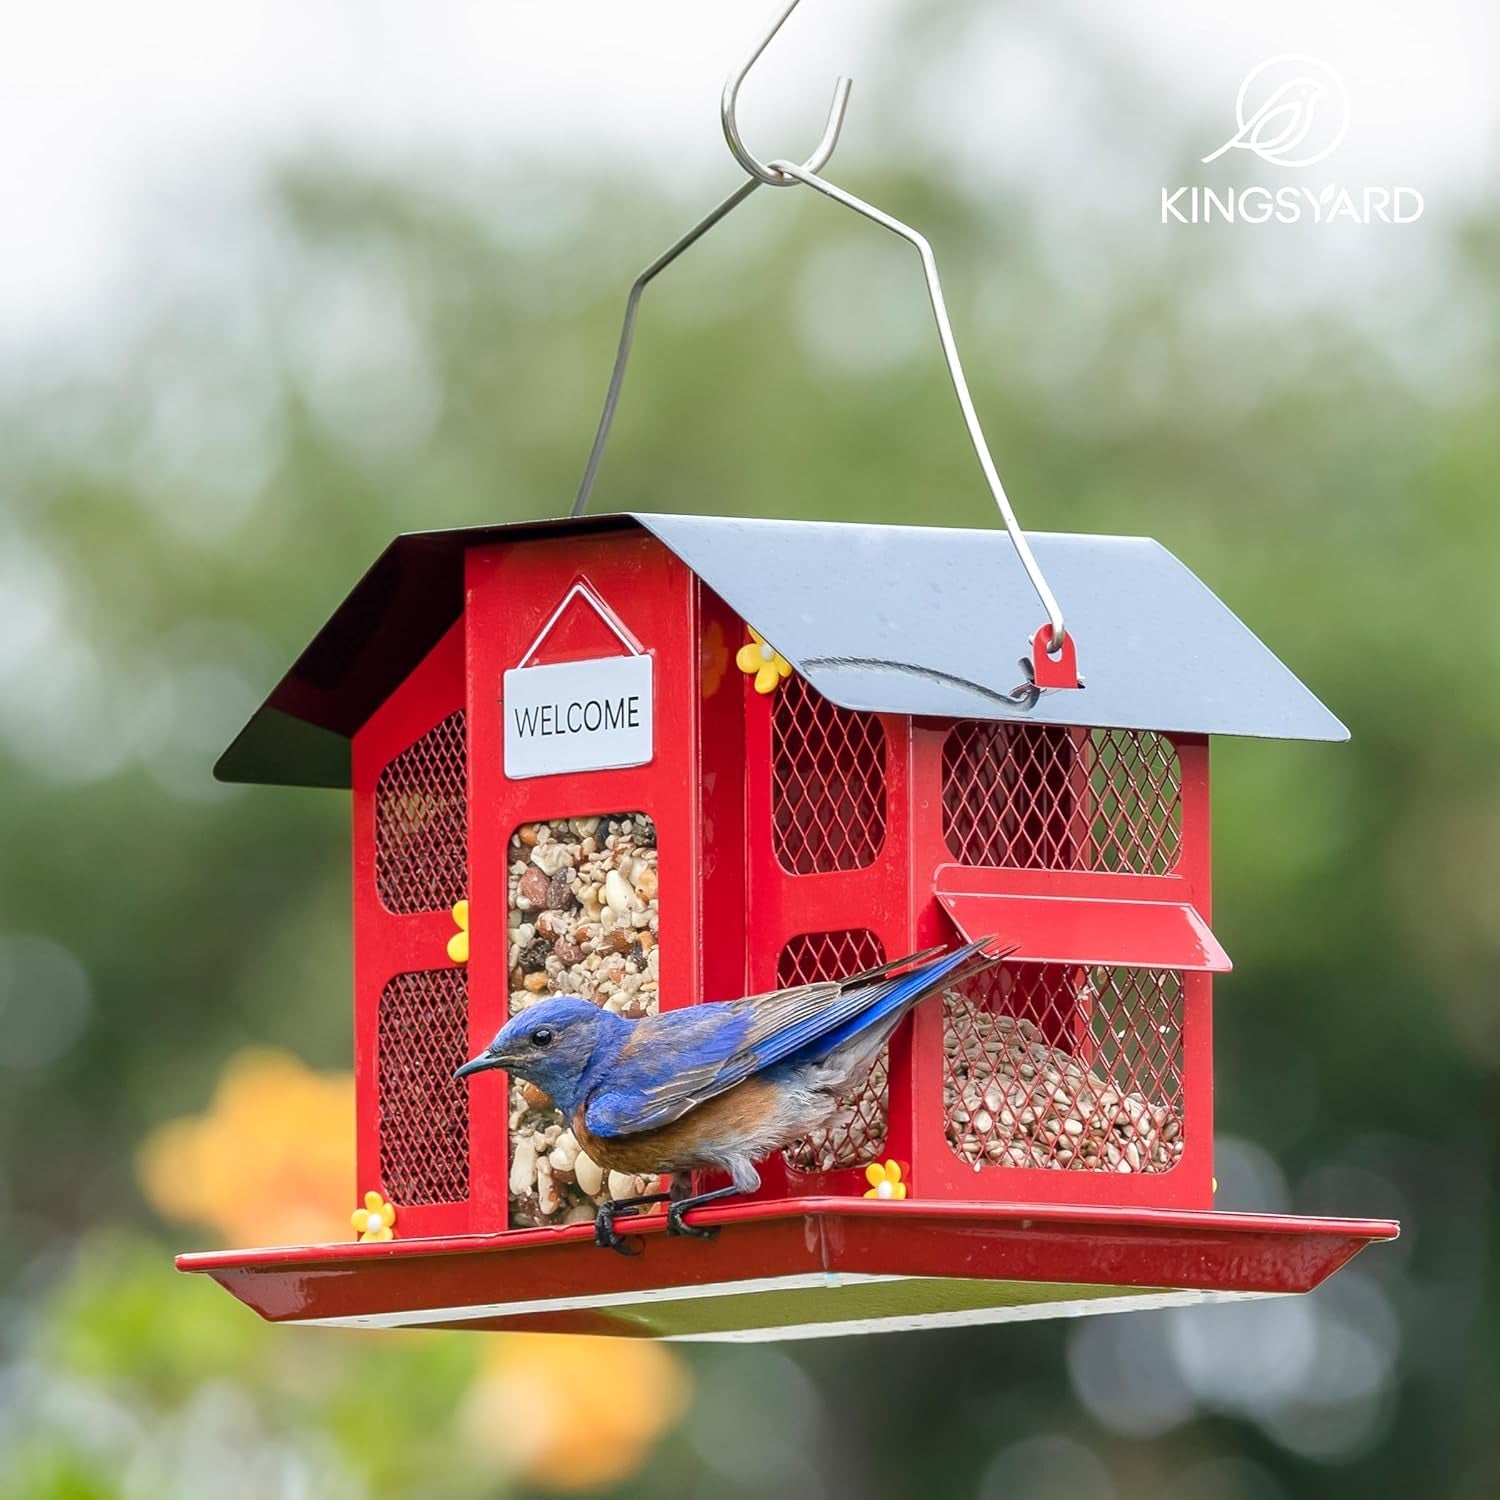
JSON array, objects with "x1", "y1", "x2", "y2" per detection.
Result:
[{"x1": 571, "y1": 1077, "x2": 785, "y2": 1177}]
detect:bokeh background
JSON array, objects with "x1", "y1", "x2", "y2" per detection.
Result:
[{"x1": 2, "y1": 1, "x2": 1497, "y2": 1496}]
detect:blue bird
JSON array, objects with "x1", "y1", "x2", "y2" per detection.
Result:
[{"x1": 456, "y1": 937, "x2": 1009, "y2": 1251}]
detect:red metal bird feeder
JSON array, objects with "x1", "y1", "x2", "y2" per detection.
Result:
[
  {"x1": 179, "y1": 512, "x2": 1396, "y2": 1338},
  {"x1": 178, "y1": 0, "x2": 1395, "y2": 1338}
]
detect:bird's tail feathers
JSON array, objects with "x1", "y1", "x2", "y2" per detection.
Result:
[
  {"x1": 933, "y1": 935, "x2": 1015, "y2": 994},
  {"x1": 809, "y1": 936, "x2": 1014, "y2": 1085},
  {"x1": 836, "y1": 943, "x2": 947, "y2": 989}
]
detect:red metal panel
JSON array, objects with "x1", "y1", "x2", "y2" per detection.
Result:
[
  {"x1": 176, "y1": 1197, "x2": 1399, "y2": 1336},
  {"x1": 742, "y1": 671, "x2": 913, "y2": 1203},
  {"x1": 906, "y1": 726, "x2": 1218, "y2": 1212},
  {"x1": 352, "y1": 620, "x2": 472, "y2": 1239},
  {"x1": 934, "y1": 872, "x2": 1231, "y2": 971},
  {"x1": 910, "y1": 720, "x2": 957, "y2": 1203},
  {"x1": 695, "y1": 583, "x2": 749, "y2": 1011},
  {"x1": 464, "y1": 532, "x2": 703, "y2": 1233},
  {"x1": 1176, "y1": 737, "x2": 1215, "y2": 1210}
]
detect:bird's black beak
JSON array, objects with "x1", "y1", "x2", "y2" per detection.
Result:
[{"x1": 455, "y1": 1050, "x2": 508, "y2": 1080}]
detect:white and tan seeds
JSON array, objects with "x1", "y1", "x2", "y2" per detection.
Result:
[{"x1": 942, "y1": 996, "x2": 1184, "y2": 1173}]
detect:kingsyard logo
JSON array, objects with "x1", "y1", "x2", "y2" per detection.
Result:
[
  {"x1": 1163, "y1": 53, "x2": 1422, "y2": 226},
  {"x1": 1201, "y1": 54, "x2": 1350, "y2": 168}
]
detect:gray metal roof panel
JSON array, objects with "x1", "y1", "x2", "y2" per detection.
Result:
[
  {"x1": 637, "y1": 515, "x2": 1348, "y2": 743},
  {"x1": 215, "y1": 513, "x2": 1346, "y2": 788}
]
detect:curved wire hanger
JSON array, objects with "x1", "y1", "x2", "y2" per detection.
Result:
[
  {"x1": 722, "y1": 0, "x2": 851, "y2": 186},
  {"x1": 571, "y1": 0, "x2": 1071, "y2": 664}
]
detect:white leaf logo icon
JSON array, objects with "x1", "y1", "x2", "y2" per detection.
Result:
[{"x1": 1203, "y1": 54, "x2": 1351, "y2": 169}]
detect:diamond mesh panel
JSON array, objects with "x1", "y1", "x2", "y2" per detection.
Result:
[
  {"x1": 375, "y1": 711, "x2": 468, "y2": 914},
  {"x1": 779, "y1": 929, "x2": 890, "y2": 1172},
  {"x1": 772, "y1": 675, "x2": 887, "y2": 875},
  {"x1": 378, "y1": 968, "x2": 470, "y2": 1204},
  {"x1": 941, "y1": 724, "x2": 1181, "y2": 873},
  {"x1": 943, "y1": 965, "x2": 1183, "y2": 1173}
]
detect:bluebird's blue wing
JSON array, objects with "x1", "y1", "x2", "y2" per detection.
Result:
[
  {"x1": 582, "y1": 982, "x2": 843, "y2": 1137},
  {"x1": 580, "y1": 1003, "x2": 746, "y2": 1136},
  {"x1": 736, "y1": 938, "x2": 999, "y2": 1074},
  {"x1": 584, "y1": 940, "x2": 999, "y2": 1138}
]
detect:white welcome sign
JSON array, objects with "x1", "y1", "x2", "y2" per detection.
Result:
[{"x1": 502, "y1": 583, "x2": 654, "y2": 780}]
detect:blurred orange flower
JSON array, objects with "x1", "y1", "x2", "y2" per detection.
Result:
[
  {"x1": 137, "y1": 1048, "x2": 354, "y2": 1247},
  {"x1": 461, "y1": 1334, "x2": 692, "y2": 1492}
]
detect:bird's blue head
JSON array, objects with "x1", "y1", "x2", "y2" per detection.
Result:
[{"x1": 455, "y1": 997, "x2": 629, "y2": 1118}]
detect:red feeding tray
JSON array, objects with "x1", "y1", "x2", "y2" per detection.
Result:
[{"x1": 178, "y1": 1199, "x2": 1397, "y2": 1340}]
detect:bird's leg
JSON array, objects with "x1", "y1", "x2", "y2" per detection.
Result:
[
  {"x1": 666, "y1": 1184, "x2": 744, "y2": 1241},
  {"x1": 593, "y1": 1190, "x2": 673, "y2": 1255},
  {"x1": 604, "y1": 1189, "x2": 673, "y2": 1220},
  {"x1": 593, "y1": 1203, "x2": 639, "y2": 1256}
]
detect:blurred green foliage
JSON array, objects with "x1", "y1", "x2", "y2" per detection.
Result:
[
  {"x1": 6, "y1": 1235, "x2": 484, "y2": 1498},
  {"x1": 1, "y1": 23, "x2": 1498, "y2": 1492}
]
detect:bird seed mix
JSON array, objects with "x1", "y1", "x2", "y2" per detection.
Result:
[{"x1": 506, "y1": 813, "x2": 661, "y2": 1228}]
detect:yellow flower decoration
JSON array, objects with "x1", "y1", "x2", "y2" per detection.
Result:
[
  {"x1": 864, "y1": 1160, "x2": 907, "y2": 1200},
  {"x1": 736, "y1": 626, "x2": 793, "y2": 695},
  {"x1": 352, "y1": 1189, "x2": 396, "y2": 1242},
  {"x1": 447, "y1": 900, "x2": 470, "y2": 964}
]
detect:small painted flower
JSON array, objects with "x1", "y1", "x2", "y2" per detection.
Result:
[
  {"x1": 352, "y1": 1190, "x2": 396, "y2": 1242},
  {"x1": 447, "y1": 900, "x2": 470, "y2": 964},
  {"x1": 863, "y1": 1160, "x2": 907, "y2": 1200},
  {"x1": 736, "y1": 626, "x2": 793, "y2": 694}
]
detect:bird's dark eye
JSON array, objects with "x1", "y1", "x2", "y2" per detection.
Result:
[{"x1": 530, "y1": 1027, "x2": 554, "y2": 1048}]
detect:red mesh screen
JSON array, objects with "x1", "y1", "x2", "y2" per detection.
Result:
[
  {"x1": 375, "y1": 711, "x2": 468, "y2": 915},
  {"x1": 941, "y1": 724, "x2": 1181, "y2": 873},
  {"x1": 943, "y1": 965, "x2": 1183, "y2": 1173},
  {"x1": 772, "y1": 675, "x2": 887, "y2": 875},
  {"x1": 378, "y1": 968, "x2": 470, "y2": 1205},
  {"x1": 779, "y1": 929, "x2": 890, "y2": 1173}
]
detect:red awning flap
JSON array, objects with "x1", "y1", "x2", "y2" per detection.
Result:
[{"x1": 935, "y1": 870, "x2": 1231, "y2": 973}]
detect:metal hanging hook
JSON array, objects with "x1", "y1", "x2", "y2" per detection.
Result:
[
  {"x1": 572, "y1": 0, "x2": 1074, "y2": 668},
  {"x1": 571, "y1": 2, "x2": 854, "y2": 520},
  {"x1": 721, "y1": 0, "x2": 853, "y2": 186}
]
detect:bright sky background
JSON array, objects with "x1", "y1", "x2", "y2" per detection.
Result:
[{"x1": 0, "y1": 0, "x2": 1495, "y2": 343}]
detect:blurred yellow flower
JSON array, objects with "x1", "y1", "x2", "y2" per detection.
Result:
[
  {"x1": 736, "y1": 626, "x2": 793, "y2": 694},
  {"x1": 352, "y1": 1189, "x2": 396, "y2": 1242},
  {"x1": 864, "y1": 1159, "x2": 907, "y2": 1200},
  {"x1": 137, "y1": 1048, "x2": 355, "y2": 1247},
  {"x1": 447, "y1": 899, "x2": 470, "y2": 964},
  {"x1": 461, "y1": 1334, "x2": 691, "y2": 1492}
]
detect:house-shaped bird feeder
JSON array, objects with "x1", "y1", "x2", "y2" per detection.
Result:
[{"x1": 177, "y1": 513, "x2": 1397, "y2": 1339}]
